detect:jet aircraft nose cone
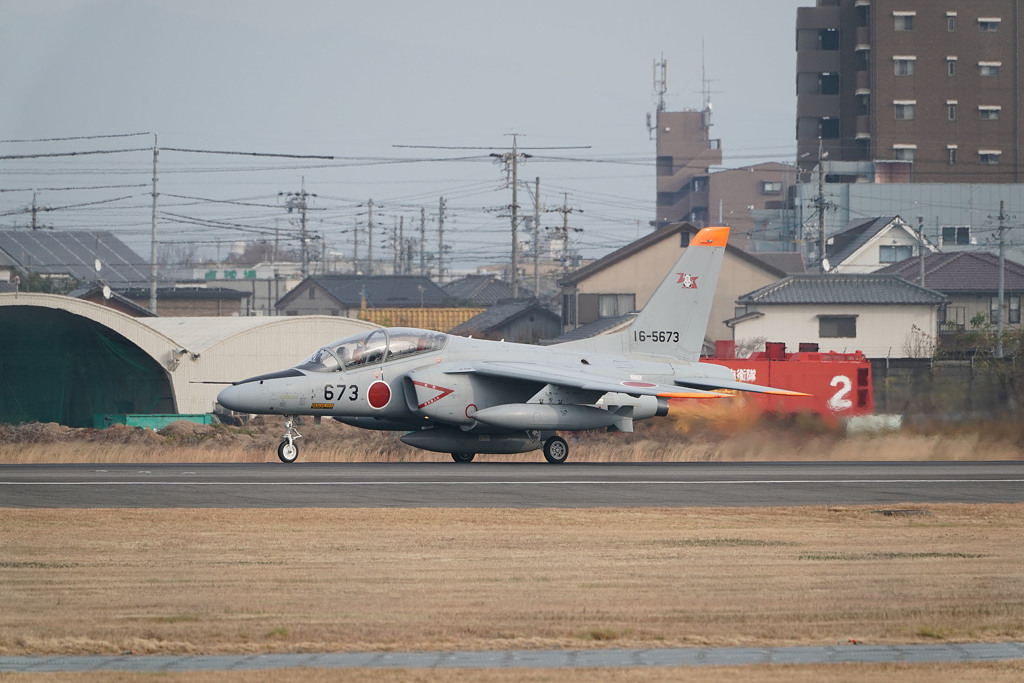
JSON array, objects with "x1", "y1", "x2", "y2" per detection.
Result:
[{"x1": 217, "y1": 384, "x2": 250, "y2": 413}]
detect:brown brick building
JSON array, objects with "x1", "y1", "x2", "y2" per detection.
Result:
[{"x1": 796, "y1": 0, "x2": 1022, "y2": 183}]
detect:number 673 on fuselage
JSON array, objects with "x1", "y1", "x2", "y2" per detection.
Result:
[{"x1": 216, "y1": 226, "x2": 807, "y2": 463}]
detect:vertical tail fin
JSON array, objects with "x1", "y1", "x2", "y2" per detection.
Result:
[
  {"x1": 555, "y1": 226, "x2": 730, "y2": 361},
  {"x1": 624, "y1": 226, "x2": 730, "y2": 360}
]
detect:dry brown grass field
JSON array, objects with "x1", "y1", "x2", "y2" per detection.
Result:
[
  {"x1": 2, "y1": 505, "x2": 1024, "y2": 681},
  {"x1": 1, "y1": 402, "x2": 1022, "y2": 464},
  {"x1": 2, "y1": 506, "x2": 1023, "y2": 654}
]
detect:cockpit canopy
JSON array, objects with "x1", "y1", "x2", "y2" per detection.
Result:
[{"x1": 295, "y1": 328, "x2": 448, "y2": 373}]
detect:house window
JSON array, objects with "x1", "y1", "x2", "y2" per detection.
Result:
[
  {"x1": 598, "y1": 293, "x2": 635, "y2": 318},
  {"x1": 893, "y1": 57, "x2": 915, "y2": 76},
  {"x1": 978, "y1": 18, "x2": 1001, "y2": 32},
  {"x1": 979, "y1": 106, "x2": 1001, "y2": 120},
  {"x1": 562, "y1": 294, "x2": 577, "y2": 326},
  {"x1": 947, "y1": 58, "x2": 956, "y2": 76},
  {"x1": 308, "y1": 287, "x2": 316, "y2": 300},
  {"x1": 979, "y1": 62, "x2": 1001, "y2": 76},
  {"x1": 942, "y1": 226, "x2": 971, "y2": 245},
  {"x1": 948, "y1": 104, "x2": 957, "y2": 120},
  {"x1": 947, "y1": 146, "x2": 957, "y2": 165},
  {"x1": 762, "y1": 181, "x2": 783, "y2": 194},
  {"x1": 979, "y1": 150, "x2": 1001, "y2": 165},
  {"x1": 894, "y1": 101, "x2": 915, "y2": 120},
  {"x1": 993, "y1": 297, "x2": 1023, "y2": 324},
  {"x1": 947, "y1": 15, "x2": 956, "y2": 32},
  {"x1": 879, "y1": 244, "x2": 912, "y2": 263},
  {"x1": 893, "y1": 12, "x2": 914, "y2": 31},
  {"x1": 819, "y1": 315, "x2": 857, "y2": 338}
]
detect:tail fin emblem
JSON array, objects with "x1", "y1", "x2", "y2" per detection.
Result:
[{"x1": 676, "y1": 273, "x2": 698, "y2": 289}]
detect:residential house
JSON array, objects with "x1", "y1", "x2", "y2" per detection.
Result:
[
  {"x1": 729, "y1": 274, "x2": 948, "y2": 358},
  {"x1": 275, "y1": 274, "x2": 482, "y2": 331},
  {"x1": 449, "y1": 299, "x2": 561, "y2": 344},
  {"x1": 116, "y1": 286, "x2": 251, "y2": 317},
  {"x1": 876, "y1": 251, "x2": 1024, "y2": 337},
  {"x1": 444, "y1": 274, "x2": 531, "y2": 305},
  {"x1": 823, "y1": 216, "x2": 938, "y2": 274}
]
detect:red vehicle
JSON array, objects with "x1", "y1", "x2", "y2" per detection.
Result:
[{"x1": 700, "y1": 341, "x2": 873, "y2": 419}]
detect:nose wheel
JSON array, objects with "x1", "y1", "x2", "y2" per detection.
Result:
[{"x1": 278, "y1": 419, "x2": 301, "y2": 463}]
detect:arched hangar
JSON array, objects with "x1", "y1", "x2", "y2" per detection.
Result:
[{"x1": 0, "y1": 293, "x2": 378, "y2": 427}]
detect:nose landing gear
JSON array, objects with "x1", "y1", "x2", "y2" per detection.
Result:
[{"x1": 278, "y1": 419, "x2": 301, "y2": 463}]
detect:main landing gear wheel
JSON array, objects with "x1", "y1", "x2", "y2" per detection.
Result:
[
  {"x1": 543, "y1": 435, "x2": 569, "y2": 464},
  {"x1": 278, "y1": 419, "x2": 301, "y2": 463},
  {"x1": 451, "y1": 452, "x2": 476, "y2": 463}
]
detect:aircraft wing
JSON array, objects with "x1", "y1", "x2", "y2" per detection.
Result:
[
  {"x1": 675, "y1": 377, "x2": 810, "y2": 396},
  {"x1": 451, "y1": 361, "x2": 728, "y2": 399}
]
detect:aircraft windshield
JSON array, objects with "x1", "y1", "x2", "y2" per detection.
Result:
[{"x1": 295, "y1": 328, "x2": 448, "y2": 373}]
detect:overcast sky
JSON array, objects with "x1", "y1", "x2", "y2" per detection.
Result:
[{"x1": 1, "y1": 0, "x2": 807, "y2": 270}]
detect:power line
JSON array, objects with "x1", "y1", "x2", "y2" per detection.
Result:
[{"x1": 0, "y1": 132, "x2": 151, "y2": 144}]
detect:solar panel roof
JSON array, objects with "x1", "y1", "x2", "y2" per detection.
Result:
[{"x1": 0, "y1": 230, "x2": 151, "y2": 286}]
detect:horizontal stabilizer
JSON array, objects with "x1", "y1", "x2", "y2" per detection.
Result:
[{"x1": 675, "y1": 378, "x2": 811, "y2": 397}]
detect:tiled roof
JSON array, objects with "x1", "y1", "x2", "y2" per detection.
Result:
[
  {"x1": 116, "y1": 286, "x2": 249, "y2": 301},
  {"x1": 449, "y1": 299, "x2": 558, "y2": 336},
  {"x1": 358, "y1": 307, "x2": 482, "y2": 332},
  {"x1": 875, "y1": 252, "x2": 1024, "y2": 292},
  {"x1": 443, "y1": 275, "x2": 531, "y2": 304},
  {"x1": 753, "y1": 251, "x2": 806, "y2": 274},
  {"x1": 738, "y1": 274, "x2": 947, "y2": 305},
  {"x1": 299, "y1": 275, "x2": 451, "y2": 308}
]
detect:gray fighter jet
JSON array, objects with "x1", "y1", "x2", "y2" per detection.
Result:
[{"x1": 217, "y1": 226, "x2": 804, "y2": 463}]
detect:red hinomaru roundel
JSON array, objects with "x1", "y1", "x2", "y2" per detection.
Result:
[{"x1": 367, "y1": 380, "x2": 392, "y2": 409}]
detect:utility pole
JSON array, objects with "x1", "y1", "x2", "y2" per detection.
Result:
[
  {"x1": 150, "y1": 133, "x2": 159, "y2": 314},
  {"x1": 533, "y1": 177, "x2": 541, "y2": 296},
  {"x1": 437, "y1": 196, "x2": 446, "y2": 283},
  {"x1": 917, "y1": 216, "x2": 926, "y2": 287},
  {"x1": 547, "y1": 193, "x2": 583, "y2": 279},
  {"x1": 996, "y1": 200, "x2": 1007, "y2": 358},
  {"x1": 280, "y1": 178, "x2": 316, "y2": 277},
  {"x1": 419, "y1": 207, "x2": 427, "y2": 276},
  {"x1": 817, "y1": 137, "x2": 827, "y2": 270},
  {"x1": 491, "y1": 134, "x2": 530, "y2": 298},
  {"x1": 367, "y1": 199, "x2": 374, "y2": 276},
  {"x1": 351, "y1": 218, "x2": 360, "y2": 274},
  {"x1": 392, "y1": 218, "x2": 400, "y2": 274},
  {"x1": 27, "y1": 192, "x2": 53, "y2": 230}
]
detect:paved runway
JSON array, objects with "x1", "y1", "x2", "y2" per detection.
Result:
[
  {"x1": 3, "y1": 642, "x2": 1024, "y2": 673},
  {"x1": 2, "y1": 461, "x2": 1022, "y2": 508}
]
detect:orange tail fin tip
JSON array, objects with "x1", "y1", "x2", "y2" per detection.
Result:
[{"x1": 692, "y1": 226, "x2": 730, "y2": 247}]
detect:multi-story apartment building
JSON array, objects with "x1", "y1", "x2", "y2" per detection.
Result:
[
  {"x1": 653, "y1": 107, "x2": 722, "y2": 229},
  {"x1": 796, "y1": 0, "x2": 1022, "y2": 183}
]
